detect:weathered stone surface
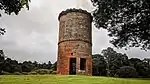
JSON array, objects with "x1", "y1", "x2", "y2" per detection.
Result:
[{"x1": 57, "y1": 8, "x2": 92, "y2": 75}]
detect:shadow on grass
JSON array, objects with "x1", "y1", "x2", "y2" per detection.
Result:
[
  {"x1": 114, "y1": 77, "x2": 150, "y2": 81},
  {"x1": 91, "y1": 75, "x2": 150, "y2": 81},
  {"x1": 134, "y1": 78, "x2": 150, "y2": 80}
]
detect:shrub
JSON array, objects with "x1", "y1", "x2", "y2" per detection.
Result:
[
  {"x1": 49, "y1": 69, "x2": 53, "y2": 74},
  {"x1": 51, "y1": 71, "x2": 56, "y2": 74},
  {"x1": 13, "y1": 72, "x2": 22, "y2": 75},
  {"x1": 2, "y1": 71, "x2": 11, "y2": 75},
  {"x1": 0, "y1": 70, "x2": 3, "y2": 75},
  {"x1": 29, "y1": 71, "x2": 37, "y2": 75},
  {"x1": 116, "y1": 66, "x2": 138, "y2": 78},
  {"x1": 35, "y1": 69, "x2": 50, "y2": 75},
  {"x1": 22, "y1": 72, "x2": 29, "y2": 75}
]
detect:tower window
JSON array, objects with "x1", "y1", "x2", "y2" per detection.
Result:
[
  {"x1": 80, "y1": 58, "x2": 86, "y2": 70},
  {"x1": 71, "y1": 53, "x2": 73, "y2": 55}
]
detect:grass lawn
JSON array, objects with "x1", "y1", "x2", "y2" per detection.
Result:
[{"x1": 0, "y1": 75, "x2": 150, "y2": 84}]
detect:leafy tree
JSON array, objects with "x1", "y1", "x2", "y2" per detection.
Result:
[
  {"x1": 117, "y1": 66, "x2": 138, "y2": 78},
  {"x1": 3, "y1": 58, "x2": 13, "y2": 73},
  {"x1": 3, "y1": 58, "x2": 22, "y2": 73},
  {"x1": 129, "y1": 58, "x2": 142, "y2": 67},
  {"x1": 21, "y1": 61, "x2": 34, "y2": 72},
  {"x1": 0, "y1": 50, "x2": 55, "y2": 74},
  {"x1": 11, "y1": 60, "x2": 22, "y2": 72},
  {"x1": 92, "y1": 54, "x2": 106, "y2": 76},
  {"x1": 0, "y1": 50, "x2": 5, "y2": 74},
  {"x1": 101, "y1": 47, "x2": 115, "y2": 76},
  {"x1": 129, "y1": 58, "x2": 150, "y2": 77},
  {"x1": 0, "y1": 0, "x2": 30, "y2": 35},
  {"x1": 32, "y1": 61, "x2": 38, "y2": 69},
  {"x1": 143, "y1": 58, "x2": 150, "y2": 65},
  {"x1": 101, "y1": 47, "x2": 129, "y2": 76},
  {"x1": 51, "y1": 61, "x2": 57, "y2": 71},
  {"x1": 0, "y1": 28, "x2": 6, "y2": 35},
  {"x1": 0, "y1": 50, "x2": 5, "y2": 57},
  {"x1": 47, "y1": 61, "x2": 52, "y2": 69},
  {"x1": 91, "y1": 0, "x2": 150, "y2": 50},
  {"x1": 136, "y1": 61, "x2": 149, "y2": 77}
]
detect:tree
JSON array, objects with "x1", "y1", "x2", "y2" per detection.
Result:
[
  {"x1": 0, "y1": 51, "x2": 56, "y2": 74},
  {"x1": 3, "y1": 58, "x2": 13, "y2": 73},
  {"x1": 51, "y1": 61, "x2": 57, "y2": 71},
  {"x1": 129, "y1": 58, "x2": 142, "y2": 67},
  {"x1": 21, "y1": 61, "x2": 34, "y2": 72},
  {"x1": 117, "y1": 66, "x2": 138, "y2": 78},
  {"x1": 0, "y1": 28, "x2": 6, "y2": 35},
  {"x1": 136, "y1": 61, "x2": 149, "y2": 77},
  {"x1": 129, "y1": 58, "x2": 150, "y2": 77},
  {"x1": 47, "y1": 61, "x2": 52, "y2": 69},
  {"x1": 0, "y1": 0, "x2": 30, "y2": 35},
  {"x1": 91, "y1": 0, "x2": 150, "y2": 50},
  {"x1": 143, "y1": 58, "x2": 150, "y2": 65},
  {"x1": 92, "y1": 54, "x2": 106, "y2": 76},
  {"x1": 101, "y1": 47, "x2": 129, "y2": 76},
  {"x1": 101, "y1": 47, "x2": 115, "y2": 76},
  {"x1": 0, "y1": 50, "x2": 5, "y2": 74}
]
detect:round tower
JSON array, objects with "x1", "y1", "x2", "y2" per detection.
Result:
[{"x1": 57, "y1": 8, "x2": 92, "y2": 75}]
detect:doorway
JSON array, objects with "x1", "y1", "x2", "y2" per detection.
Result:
[
  {"x1": 69, "y1": 58, "x2": 76, "y2": 75},
  {"x1": 80, "y1": 58, "x2": 86, "y2": 70}
]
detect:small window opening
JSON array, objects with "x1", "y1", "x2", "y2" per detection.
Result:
[
  {"x1": 71, "y1": 53, "x2": 73, "y2": 55},
  {"x1": 80, "y1": 58, "x2": 86, "y2": 70}
]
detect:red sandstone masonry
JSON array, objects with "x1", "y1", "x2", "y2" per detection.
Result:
[{"x1": 57, "y1": 9, "x2": 92, "y2": 75}]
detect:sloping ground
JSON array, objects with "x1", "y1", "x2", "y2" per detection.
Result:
[{"x1": 0, "y1": 75, "x2": 150, "y2": 84}]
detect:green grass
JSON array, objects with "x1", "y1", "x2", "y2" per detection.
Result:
[{"x1": 0, "y1": 75, "x2": 150, "y2": 84}]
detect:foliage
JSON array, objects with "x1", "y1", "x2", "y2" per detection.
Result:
[
  {"x1": 129, "y1": 58, "x2": 150, "y2": 77},
  {"x1": 0, "y1": 0, "x2": 30, "y2": 15},
  {"x1": 1, "y1": 48, "x2": 150, "y2": 78},
  {"x1": 92, "y1": 54, "x2": 106, "y2": 76},
  {"x1": 51, "y1": 71, "x2": 57, "y2": 74},
  {"x1": 91, "y1": 0, "x2": 150, "y2": 50},
  {"x1": 92, "y1": 47, "x2": 150, "y2": 78},
  {"x1": 0, "y1": 50, "x2": 5, "y2": 74},
  {"x1": 35, "y1": 69, "x2": 51, "y2": 75},
  {"x1": 143, "y1": 58, "x2": 150, "y2": 65},
  {"x1": 117, "y1": 66, "x2": 138, "y2": 78},
  {"x1": 0, "y1": 50, "x2": 56, "y2": 75},
  {"x1": 3, "y1": 58, "x2": 22, "y2": 73},
  {"x1": 0, "y1": 28, "x2": 6, "y2": 35},
  {"x1": 0, "y1": 75, "x2": 150, "y2": 84},
  {"x1": 13, "y1": 72, "x2": 22, "y2": 75},
  {"x1": 21, "y1": 61, "x2": 35, "y2": 72},
  {"x1": 22, "y1": 72, "x2": 29, "y2": 75},
  {"x1": 28, "y1": 71, "x2": 37, "y2": 75},
  {"x1": 2, "y1": 71, "x2": 11, "y2": 75},
  {"x1": 101, "y1": 47, "x2": 129, "y2": 76},
  {"x1": 51, "y1": 61, "x2": 57, "y2": 71}
]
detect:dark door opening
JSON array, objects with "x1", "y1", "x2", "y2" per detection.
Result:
[
  {"x1": 80, "y1": 58, "x2": 86, "y2": 70},
  {"x1": 69, "y1": 58, "x2": 76, "y2": 75}
]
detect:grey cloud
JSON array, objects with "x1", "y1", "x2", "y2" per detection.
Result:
[
  {"x1": 0, "y1": 1, "x2": 58, "y2": 63},
  {"x1": 0, "y1": 0, "x2": 149, "y2": 63}
]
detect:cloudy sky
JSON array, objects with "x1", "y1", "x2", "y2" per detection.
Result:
[{"x1": 0, "y1": 0, "x2": 149, "y2": 63}]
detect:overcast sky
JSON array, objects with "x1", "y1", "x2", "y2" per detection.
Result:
[{"x1": 0, "y1": 0, "x2": 149, "y2": 63}]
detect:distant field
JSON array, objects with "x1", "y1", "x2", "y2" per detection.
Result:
[{"x1": 0, "y1": 75, "x2": 150, "y2": 84}]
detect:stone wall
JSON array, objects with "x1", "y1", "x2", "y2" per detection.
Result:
[{"x1": 57, "y1": 9, "x2": 92, "y2": 75}]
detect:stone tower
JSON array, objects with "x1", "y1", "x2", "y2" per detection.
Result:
[{"x1": 57, "y1": 8, "x2": 92, "y2": 75}]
